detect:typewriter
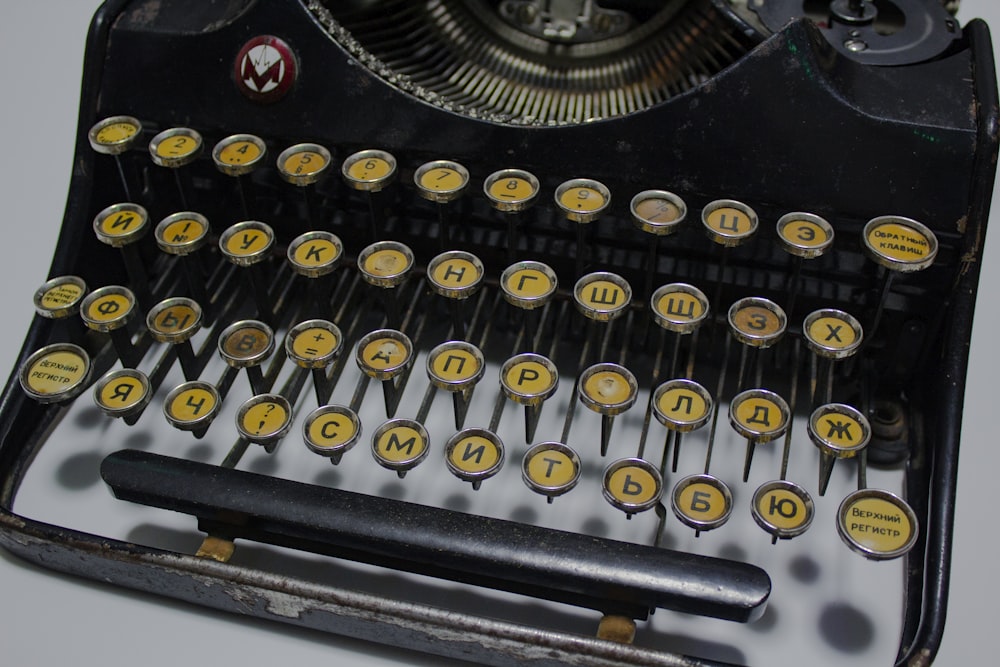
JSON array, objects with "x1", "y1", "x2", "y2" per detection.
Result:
[{"x1": 1, "y1": 0, "x2": 997, "y2": 665}]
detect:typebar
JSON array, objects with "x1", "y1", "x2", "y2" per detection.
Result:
[{"x1": 101, "y1": 449, "x2": 771, "y2": 622}]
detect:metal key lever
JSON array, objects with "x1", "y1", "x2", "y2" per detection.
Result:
[{"x1": 100, "y1": 449, "x2": 771, "y2": 623}]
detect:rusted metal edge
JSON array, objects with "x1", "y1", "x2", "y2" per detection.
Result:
[{"x1": 0, "y1": 509, "x2": 738, "y2": 667}]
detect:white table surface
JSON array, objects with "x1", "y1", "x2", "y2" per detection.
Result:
[{"x1": 1, "y1": 2, "x2": 997, "y2": 665}]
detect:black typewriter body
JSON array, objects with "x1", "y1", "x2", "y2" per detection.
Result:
[{"x1": 1, "y1": 1, "x2": 997, "y2": 665}]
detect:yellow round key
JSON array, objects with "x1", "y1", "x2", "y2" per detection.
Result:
[
  {"x1": 149, "y1": 127, "x2": 203, "y2": 168},
  {"x1": 94, "y1": 202, "x2": 149, "y2": 247},
  {"x1": 427, "y1": 341, "x2": 485, "y2": 391},
  {"x1": 650, "y1": 283, "x2": 710, "y2": 334},
  {"x1": 80, "y1": 285, "x2": 136, "y2": 332},
  {"x1": 146, "y1": 297, "x2": 202, "y2": 344},
  {"x1": 671, "y1": 474, "x2": 733, "y2": 532},
  {"x1": 356, "y1": 329, "x2": 413, "y2": 380},
  {"x1": 730, "y1": 389, "x2": 790, "y2": 442},
  {"x1": 33, "y1": 275, "x2": 87, "y2": 319},
  {"x1": 862, "y1": 216, "x2": 938, "y2": 272},
  {"x1": 371, "y1": 418, "x2": 430, "y2": 475},
  {"x1": 358, "y1": 240, "x2": 414, "y2": 288},
  {"x1": 776, "y1": 212, "x2": 834, "y2": 258},
  {"x1": 303, "y1": 405, "x2": 362, "y2": 460},
  {"x1": 728, "y1": 297, "x2": 787, "y2": 348},
  {"x1": 285, "y1": 319, "x2": 342, "y2": 369},
  {"x1": 653, "y1": 379, "x2": 713, "y2": 432},
  {"x1": 218, "y1": 319, "x2": 274, "y2": 368},
  {"x1": 630, "y1": 190, "x2": 687, "y2": 236},
  {"x1": 500, "y1": 261, "x2": 558, "y2": 310},
  {"x1": 236, "y1": 394, "x2": 293, "y2": 446},
  {"x1": 602, "y1": 458, "x2": 663, "y2": 515},
  {"x1": 500, "y1": 353, "x2": 559, "y2": 406},
  {"x1": 219, "y1": 220, "x2": 275, "y2": 266},
  {"x1": 578, "y1": 363, "x2": 638, "y2": 416},
  {"x1": 427, "y1": 250, "x2": 484, "y2": 299},
  {"x1": 155, "y1": 212, "x2": 211, "y2": 255},
  {"x1": 554, "y1": 178, "x2": 611, "y2": 223},
  {"x1": 414, "y1": 160, "x2": 470, "y2": 202},
  {"x1": 212, "y1": 134, "x2": 267, "y2": 177},
  {"x1": 89, "y1": 115, "x2": 142, "y2": 155},
  {"x1": 286, "y1": 230, "x2": 343, "y2": 278},
  {"x1": 574, "y1": 272, "x2": 632, "y2": 322},
  {"x1": 19, "y1": 343, "x2": 92, "y2": 404},
  {"x1": 751, "y1": 480, "x2": 814, "y2": 540},
  {"x1": 809, "y1": 403, "x2": 871, "y2": 457},
  {"x1": 93, "y1": 368, "x2": 151, "y2": 419},
  {"x1": 342, "y1": 149, "x2": 397, "y2": 192},
  {"x1": 277, "y1": 143, "x2": 331, "y2": 186},
  {"x1": 837, "y1": 488, "x2": 918, "y2": 560},
  {"x1": 163, "y1": 381, "x2": 221, "y2": 432},
  {"x1": 522, "y1": 442, "x2": 581, "y2": 500},
  {"x1": 804, "y1": 309, "x2": 864, "y2": 359},
  {"x1": 445, "y1": 428, "x2": 505, "y2": 487},
  {"x1": 701, "y1": 199, "x2": 758, "y2": 246},
  {"x1": 483, "y1": 169, "x2": 540, "y2": 212}
]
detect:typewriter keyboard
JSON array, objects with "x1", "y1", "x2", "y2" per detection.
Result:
[{"x1": 12, "y1": 117, "x2": 943, "y2": 666}]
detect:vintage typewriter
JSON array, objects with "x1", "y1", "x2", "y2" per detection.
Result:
[{"x1": 1, "y1": 0, "x2": 996, "y2": 665}]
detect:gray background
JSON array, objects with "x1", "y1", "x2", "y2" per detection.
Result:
[{"x1": 0, "y1": 2, "x2": 996, "y2": 664}]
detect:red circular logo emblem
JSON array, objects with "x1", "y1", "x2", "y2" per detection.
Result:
[{"x1": 234, "y1": 35, "x2": 297, "y2": 103}]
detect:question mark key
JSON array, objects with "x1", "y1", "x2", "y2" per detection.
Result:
[{"x1": 236, "y1": 393, "x2": 293, "y2": 450}]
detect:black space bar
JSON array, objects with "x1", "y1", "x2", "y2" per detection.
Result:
[{"x1": 101, "y1": 449, "x2": 770, "y2": 622}]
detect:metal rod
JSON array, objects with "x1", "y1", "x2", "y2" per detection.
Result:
[
  {"x1": 113, "y1": 155, "x2": 132, "y2": 200},
  {"x1": 858, "y1": 449, "x2": 869, "y2": 490},
  {"x1": 667, "y1": 332, "x2": 682, "y2": 380},
  {"x1": 560, "y1": 321, "x2": 596, "y2": 445},
  {"x1": 349, "y1": 373, "x2": 370, "y2": 414},
  {"x1": 180, "y1": 257, "x2": 211, "y2": 318},
  {"x1": 779, "y1": 338, "x2": 802, "y2": 481},
  {"x1": 742, "y1": 440, "x2": 756, "y2": 483},
  {"x1": 703, "y1": 333, "x2": 733, "y2": 474},
  {"x1": 173, "y1": 169, "x2": 190, "y2": 209},
  {"x1": 236, "y1": 175, "x2": 255, "y2": 219},
  {"x1": 506, "y1": 213, "x2": 517, "y2": 265},
  {"x1": 415, "y1": 382, "x2": 437, "y2": 424},
  {"x1": 248, "y1": 266, "x2": 274, "y2": 324},
  {"x1": 784, "y1": 255, "x2": 804, "y2": 318},
  {"x1": 685, "y1": 328, "x2": 700, "y2": 379},
  {"x1": 643, "y1": 236, "x2": 662, "y2": 302},
  {"x1": 659, "y1": 429, "x2": 674, "y2": 473},
  {"x1": 438, "y1": 204, "x2": 451, "y2": 250},
  {"x1": 177, "y1": 341, "x2": 199, "y2": 381},
  {"x1": 600, "y1": 415, "x2": 614, "y2": 457},
  {"x1": 312, "y1": 368, "x2": 333, "y2": 405},
  {"x1": 246, "y1": 365, "x2": 267, "y2": 396},
  {"x1": 303, "y1": 187, "x2": 320, "y2": 230},
  {"x1": 367, "y1": 193, "x2": 380, "y2": 243},
  {"x1": 654, "y1": 502, "x2": 668, "y2": 548},
  {"x1": 450, "y1": 300, "x2": 466, "y2": 341},
  {"x1": 109, "y1": 328, "x2": 140, "y2": 369},
  {"x1": 121, "y1": 245, "x2": 152, "y2": 307},
  {"x1": 867, "y1": 268, "x2": 895, "y2": 338},
  {"x1": 671, "y1": 432, "x2": 683, "y2": 473},
  {"x1": 635, "y1": 327, "x2": 666, "y2": 460},
  {"x1": 735, "y1": 343, "x2": 749, "y2": 392},
  {"x1": 453, "y1": 389, "x2": 473, "y2": 430}
]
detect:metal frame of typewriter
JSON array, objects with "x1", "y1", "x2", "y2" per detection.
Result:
[{"x1": 1, "y1": 1, "x2": 998, "y2": 665}]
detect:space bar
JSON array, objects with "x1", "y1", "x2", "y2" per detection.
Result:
[{"x1": 101, "y1": 449, "x2": 770, "y2": 622}]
